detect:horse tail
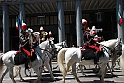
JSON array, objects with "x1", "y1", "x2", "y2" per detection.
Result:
[
  {"x1": 57, "y1": 48, "x2": 68, "y2": 76},
  {"x1": 0, "y1": 55, "x2": 3, "y2": 75},
  {"x1": 120, "y1": 45, "x2": 124, "y2": 71}
]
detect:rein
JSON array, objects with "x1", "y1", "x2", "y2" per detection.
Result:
[
  {"x1": 100, "y1": 41, "x2": 122, "y2": 57},
  {"x1": 102, "y1": 45, "x2": 112, "y2": 56},
  {"x1": 39, "y1": 48, "x2": 55, "y2": 55}
]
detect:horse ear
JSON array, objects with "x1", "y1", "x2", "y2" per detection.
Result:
[
  {"x1": 50, "y1": 37, "x2": 54, "y2": 40},
  {"x1": 118, "y1": 38, "x2": 122, "y2": 42},
  {"x1": 120, "y1": 38, "x2": 122, "y2": 42}
]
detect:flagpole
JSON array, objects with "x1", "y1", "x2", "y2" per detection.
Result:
[{"x1": 18, "y1": 15, "x2": 22, "y2": 49}]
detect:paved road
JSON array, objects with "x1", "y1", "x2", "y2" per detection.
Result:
[{"x1": 1, "y1": 62, "x2": 124, "y2": 83}]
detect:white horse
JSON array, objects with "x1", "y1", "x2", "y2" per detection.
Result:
[
  {"x1": 0, "y1": 39, "x2": 55, "y2": 83},
  {"x1": 41, "y1": 40, "x2": 68, "y2": 71},
  {"x1": 52, "y1": 40, "x2": 68, "y2": 70},
  {"x1": 15, "y1": 40, "x2": 67, "y2": 81},
  {"x1": 120, "y1": 44, "x2": 124, "y2": 72},
  {"x1": 57, "y1": 38, "x2": 122, "y2": 83},
  {"x1": 77, "y1": 38, "x2": 122, "y2": 76},
  {"x1": 100, "y1": 39, "x2": 122, "y2": 74},
  {"x1": 55, "y1": 40, "x2": 68, "y2": 50}
]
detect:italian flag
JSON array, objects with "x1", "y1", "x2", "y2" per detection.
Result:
[
  {"x1": 21, "y1": 19, "x2": 27, "y2": 30},
  {"x1": 118, "y1": 11, "x2": 123, "y2": 25},
  {"x1": 16, "y1": 17, "x2": 19, "y2": 30}
]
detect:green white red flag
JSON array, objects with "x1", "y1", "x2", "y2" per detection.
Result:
[
  {"x1": 118, "y1": 11, "x2": 123, "y2": 25},
  {"x1": 16, "y1": 17, "x2": 18, "y2": 30},
  {"x1": 21, "y1": 18, "x2": 27, "y2": 30}
]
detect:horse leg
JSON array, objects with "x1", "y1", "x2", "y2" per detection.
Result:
[
  {"x1": 107, "y1": 63, "x2": 115, "y2": 76},
  {"x1": 53, "y1": 65, "x2": 58, "y2": 69},
  {"x1": 78, "y1": 64, "x2": 86, "y2": 76},
  {"x1": 24, "y1": 68, "x2": 30, "y2": 77},
  {"x1": 24, "y1": 68, "x2": 32, "y2": 77},
  {"x1": 44, "y1": 62, "x2": 56, "y2": 81},
  {"x1": 8, "y1": 67, "x2": 16, "y2": 83},
  {"x1": 111, "y1": 56, "x2": 118, "y2": 71},
  {"x1": 61, "y1": 62, "x2": 71, "y2": 83},
  {"x1": 99, "y1": 63, "x2": 107, "y2": 83},
  {"x1": 32, "y1": 66, "x2": 43, "y2": 83},
  {"x1": 0, "y1": 67, "x2": 9, "y2": 83},
  {"x1": 18, "y1": 67, "x2": 25, "y2": 81},
  {"x1": 117, "y1": 58, "x2": 120, "y2": 69},
  {"x1": 49, "y1": 58, "x2": 53, "y2": 71},
  {"x1": 13, "y1": 66, "x2": 19, "y2": 78},
  {"x1": 44, "y1": 56, "x2": 55, "y2": 81},
  {"x1": 72, "y1": 63, "x2": 81, "y2": 83}
]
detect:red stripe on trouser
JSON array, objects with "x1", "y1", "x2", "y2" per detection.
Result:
[{"x1": 22, "y1": 48, "x2": 31, "y2": 57}]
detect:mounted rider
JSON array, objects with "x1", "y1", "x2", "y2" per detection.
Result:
[
  {"x1": 19, "y1": 27, "x2": 35, "y2": 69},
  {"x1": 39, "y1": 26, "x2": 48, "y2": 43},
  {"x1": 33, "y1": 32, "x2": 40, "y2": 46},
  {"x1": 82, "y1": 19, "x2": 103, "y2": 64},
  {"x1": 46, "y1": 31, "x2": 53, "y2": 40},
  {"x1": 83, "y1": 26, "x2": 91, "y2": 43},
  {"x1": 82, "y1": 19, "x2": 91, "y2": 43},
  {"x1": 87, "y1": 26, "x2": 103, "y2": 64}
]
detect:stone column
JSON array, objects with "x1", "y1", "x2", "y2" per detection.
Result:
[
  {"x1": 58, "y1": 1, "x2": 65, "y2": 42},
  {"x1": 76, "y1": 0, "x2": 82, "y2": 47},
  {"x1": 2, "y1": 4, "x2": 10, "y2": 53}
]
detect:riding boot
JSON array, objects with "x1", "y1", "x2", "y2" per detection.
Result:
[
  {"x1": 29, "y1": 59, "x2": 32, "y2": 68},
  {"x1": 94, "y1": 51, "x2": 99, "y2": 64},
  {"x1": 25, "y1": 59, "x2": 29, "y2": 69}
]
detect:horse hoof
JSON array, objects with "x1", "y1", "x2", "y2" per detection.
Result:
[
  {"x1": 77, "y1": 80, "x2": 81, "y2": 83},
  {"x1": 53, "y1": 67, "x2": 58, "y2": 69},
  {"x1": 112, "y1": 74, "x2": 117, "y2": 77},
  {"x1": 25, "y1": 75, "x2": 29, "y2": 77},
  {"x1": 41, "y1": 78, "x2": 44, "y2": 81},
  {"x1": 118, "y1": 66, "x2": 121, "y2": 69},
  {"x1": 20, "y1": 79, "x2": 25, "y2": 82},
  {"x1": 82, "y1": 74, "x2": 86, "y2": 77},
  {"x1": 62, "y1": 79, "x2": 65, "y2": 83},
  {"x1": 53, "y1": 78, "x2": 57, "y2": 81},
  {"x1": 28, "y1": 74, "x2": 31, "y2": 77}
]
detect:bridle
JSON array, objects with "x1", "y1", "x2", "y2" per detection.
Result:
[
  {"x1": 38, "y1": 40, "x2": 57, "y2": 62},
  {"x1": 62, "y1": 41, "x2": 68, "y2": 48},
  {"x1": 101, "y1": 40, "x2": 122, "y2": 57},
  {"x1": 111, "y1": 41, "x2": 122, "y2": 56}
]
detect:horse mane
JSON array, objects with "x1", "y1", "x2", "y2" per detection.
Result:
[
  {"x1": 55, "y1": 42, "x2": 63, "y2": 46},
  {"x1": 39, "y1": 40, "x2": 49, "y2": 49},
  {"x1": 100, "y1": 39, "x2": 118, "y2": 48}
]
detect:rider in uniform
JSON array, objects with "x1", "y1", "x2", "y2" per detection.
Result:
[
  {"x1": 39, "y1": 26, "x2": 48, "y2": 43},
  {"x1": 83, "y1": 27, "x2": 91, "y2": 43},
  {"x1": 19, "y1": 28, "x2": 34, "y2": 69},
  {"x1": 87, "y1": 26, "x2": 103, "y2": 64},
  {"x1": 33, "y1": 32, "x2": 40, "y2": 46},
  {"x1": 82, "y1": 22, "x2": 103, "y2": 64},
  {"x1": 46, "y1": 31, "x2": 53, "y2": 41}
]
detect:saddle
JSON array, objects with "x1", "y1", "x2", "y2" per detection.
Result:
[
  {"x1": 14, "y1": 49, "x2": 37, "y2": 66},
  {"x1": 14, "y1": 51, "x2": 28, "y2": 65},
  {"x1": 81, "y1": 45, "x2": 104, "y2": 61},
  {"x1": 81, "y1": 47, "x2": 95, "y2": 60}
]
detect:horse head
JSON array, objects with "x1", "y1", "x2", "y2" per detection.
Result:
[
  {"x1": 47, "y1": 39, "x2": 58, "y2": 57},
  {"x1": 100, "y1": 38, "x2": 122, "y2": 58},
  {"x1": 114, "y1": 38, "x2": 122, "y2": 56},
  {"x1": 62, "y1": 40, "x2": 68, "y2": 48}
]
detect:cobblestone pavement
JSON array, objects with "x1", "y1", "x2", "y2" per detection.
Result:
[{"x1": 1, "y1": 62, "x2": 124, "y2": 83}]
